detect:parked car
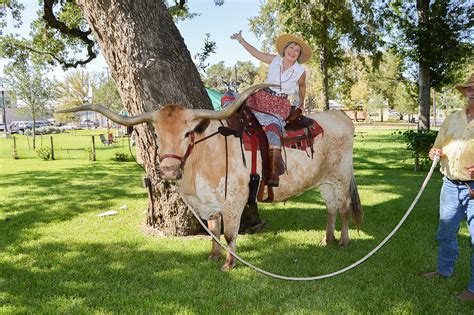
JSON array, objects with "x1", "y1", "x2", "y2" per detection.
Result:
[
  {"x1": 79, "y1": 119, "x2": 99, "y2": 129},
  {"x1": 0, "y1": 124, "x2": 6, "y2": 132},
  {"x1": 10, "y1": 120, "x2": 48, "y2": 134},
  {"x1": 60, "y1": 122, "x2": 80, "y2": 130},
  {"x1": 27, "y1": 121, "x2": 48, "y2": 129},
  {"x1": 9, "y1": 121, "x2": 29, "y2": 134}
]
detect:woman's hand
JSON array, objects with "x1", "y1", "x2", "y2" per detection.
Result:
[
  {"x1": 230, "y1": 31, "x2": 275, "y2": 64},
  {"x1": 230, "y1": 31, "x2": 243, "y2": 43},
  {"x1": 466, "y1": 164, "x2": 474, "y2": 179},
  {"x1": 298, "y1": 102, "x2": 305, "y2": 112},
  {"x1": 429, "y1": 148, "x2": 444, "y2": 161}
]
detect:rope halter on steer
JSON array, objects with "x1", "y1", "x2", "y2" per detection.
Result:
[
  {"x1": 158, "y1": 130, "x2": 223, "y2": 168},
  {"x1": 159, "y1": 132, "x2": 196, "y2": 168}
]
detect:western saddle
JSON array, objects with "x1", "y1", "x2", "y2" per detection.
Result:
[{"x1": 218, "y1": 104, "x2": 323, "y2": 203}]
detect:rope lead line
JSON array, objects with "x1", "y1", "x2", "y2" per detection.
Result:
[{"x1": 188, "y1": 155, "x2": 441, "y2": 281}]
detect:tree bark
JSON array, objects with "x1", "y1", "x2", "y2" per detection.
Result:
[
  {"x1": 76, "y1": 0, "x2": 262, "y2": 235},
  {"x1": 417, "y1": 0, "x2": 431, "y2": 130},
  {"x1": 239, "y1": 204, "x2": 265, "y2": 234}
]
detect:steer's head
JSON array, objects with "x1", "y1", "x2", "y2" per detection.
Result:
[
  {"x1": 56, "y1": 83, "x2": 274, "y2": 181},
  {"x1": 152, "y1": 105, "x2": 211, "y2": 180}
]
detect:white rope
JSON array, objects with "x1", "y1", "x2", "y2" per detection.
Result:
[{"x1": 188, "y1": 155, "x2": 441, "y2": 281}]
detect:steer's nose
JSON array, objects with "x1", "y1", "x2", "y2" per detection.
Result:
[{"x1": 158, "y1": 166, "x2": 182, "y2": 180}]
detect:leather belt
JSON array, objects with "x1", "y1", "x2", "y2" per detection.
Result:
[
  {"x1": 447, "y1": 178, "x2": 474, "y2": 185},
  {"x1": 263, "y1": 87, "x2": 288, "y2": 99},
  {"x1": 447, "y1": 178, "x2": 474, "y2": 199}
]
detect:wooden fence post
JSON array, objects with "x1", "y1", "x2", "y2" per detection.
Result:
[
  {"x1": 50, "y1": 136, "x2": 55, "y2": 160},
  {"x1": 12, "y1": 136, "x2": 18, "y2": 159},
  {"x1": 92, "y1": 136, "x2": 96, "y2": 161}
]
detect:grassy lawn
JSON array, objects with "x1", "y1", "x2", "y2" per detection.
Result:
[{"x1": 0, "y1": 128, "x2": 472, "y2": 313}]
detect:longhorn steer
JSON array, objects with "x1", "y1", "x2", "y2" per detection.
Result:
[{"x1": 57, "y1": 84, "x2": 362, "y2": 271}]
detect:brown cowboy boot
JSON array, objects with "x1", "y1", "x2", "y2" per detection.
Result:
[{"x1": 267, "y1": 148, "x2": 285, "y2": 187}]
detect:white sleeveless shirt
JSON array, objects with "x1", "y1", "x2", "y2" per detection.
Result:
[{"x1": 265, "y1": 55, "x2": 305, "y2": 96}]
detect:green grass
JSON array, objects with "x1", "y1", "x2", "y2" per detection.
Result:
[{"x1": 0, "y1": 128, "x2": 472, "y2": 313}]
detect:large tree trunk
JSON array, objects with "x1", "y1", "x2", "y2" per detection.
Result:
[
  {"x1": 417, "y1": 0, "x2": 431, "y2": 130},
  {"x1": 77, "y1": 0, "x2": 262, "y2": 235}
]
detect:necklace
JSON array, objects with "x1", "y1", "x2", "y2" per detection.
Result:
[{"x1": 279, "y1": 64, "x2": 296, "y2": 91}]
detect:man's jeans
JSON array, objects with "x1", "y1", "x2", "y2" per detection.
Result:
[{"x1": 436, "y1": 177, "x2": 474, "y2": 292}]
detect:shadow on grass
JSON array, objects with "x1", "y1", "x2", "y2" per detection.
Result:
[
  {"x1": 0, "y1": 163, "x2": 145, "y2": 251},
  {"x1": 0, "y1": 241, "x2": 218, "y2": 312},
  {"x1": 238, "y1": 165, "x2": 443, "y2": 276},
  {"x1": 1, "y1": 233, "x2": 471, "y2": 313},
  {"x1": 1, "y1": 131, "x2": 472, "y2": 313}
]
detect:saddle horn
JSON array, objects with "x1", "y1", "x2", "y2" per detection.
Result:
[{"x1": 192, "y1": 83, "x2": 278, "y2": 120}]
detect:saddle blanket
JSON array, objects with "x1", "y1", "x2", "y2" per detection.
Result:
[{"x1": 242, "y1": 119, "x2": 324, "y2": 151}]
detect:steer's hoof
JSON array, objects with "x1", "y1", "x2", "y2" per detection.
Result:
[
  {"x1": 208, "y1": 253, "x2": 221, "y2": 260},
  {"x1": 320, "y1": 236, "x2": 336, "y2": 246},
  {"x1": 220, "y1": 263, "x2": 235, "y2": 272},
  {"x1": 338, "y1": 238, "x2": 349, "y2": 247}
]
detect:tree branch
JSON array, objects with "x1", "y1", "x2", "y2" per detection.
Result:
[
  {"x1": 42, "y1": 0, "x2": 97, "y2": 68},
  {"x1": 15, "y1": 41, "x2": 96, "y2": 68}
]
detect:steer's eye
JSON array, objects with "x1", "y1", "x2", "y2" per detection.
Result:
[{"x1": 184, "y1": 131, "x2": 190, "y2": 138}]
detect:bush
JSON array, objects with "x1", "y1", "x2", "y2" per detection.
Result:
[
  {"x1": 395, "y1": 129, "x2": 438, "y2": 171},
  {"x1": 113, "y1": 152, "x2": 129, "y2": 162},
  {"x1": 36, "y1": 146, "x2": 52, "y2": 160},
  {"x1": 24, "y1": 126, "x2": 63, "y2": 136},
  {"x1": 40, "y1": 126, "x2": 63, "y2": 134}
]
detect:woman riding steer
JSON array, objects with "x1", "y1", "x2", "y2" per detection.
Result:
[{"x1": 231, "y1": 31, "x2": 312, "y2": 187}]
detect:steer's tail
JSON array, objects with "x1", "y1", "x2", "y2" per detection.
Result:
[{"x1": 350, "y1": 174, "x2": 363, "y2": 230}]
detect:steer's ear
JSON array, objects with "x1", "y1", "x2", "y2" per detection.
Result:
[{"x1": 192, "y1": 119, "x2": 210, "y2": 134}]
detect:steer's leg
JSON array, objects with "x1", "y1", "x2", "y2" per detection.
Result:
[
  {"x1": 221, "y1": 213, "x2": 240, "y2": 271},
  {"x1": 338, "y1": 195, "x2": 351, "y2": 246},
  {"x1": 319, "y1": 183, "x2": 337, "y2": 245},
  {"x1": 208, "y1": 217, "x2": 222, "y2": 260}
]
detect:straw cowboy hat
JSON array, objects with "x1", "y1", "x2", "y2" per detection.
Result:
[
  {"x1": 456, "y1": 73, "x2": 474, "y2": 95},
  {"x1": 276, "y1": 34, "x2": 313, "y2": 64}
]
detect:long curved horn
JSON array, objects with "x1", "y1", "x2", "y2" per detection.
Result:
[
  {"x1": 56, "y1": 104, "x2": 154, "y2": 126},
  {"x1": 192, "y1": 83, "x2": 278, "y2": 120}
]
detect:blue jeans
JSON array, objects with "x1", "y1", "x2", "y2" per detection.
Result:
[
  {"x1": 253, "y1": 112, "x2": 286, "y2": 146},
  {"x1": 436, "y1": 177, "x2": 474, "y2": 292}
]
